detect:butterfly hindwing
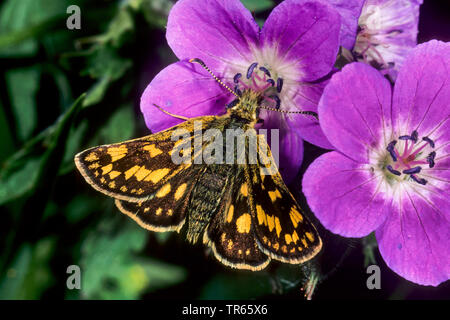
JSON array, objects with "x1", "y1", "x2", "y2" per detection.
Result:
[
  {"x1": 74, "y1": 116, "x2": 217, "y2": 202},
  {"x1": 203, "y1": 166, "x2": 270, "y2": 271},
  {"x1": 114, "y1": 164, "x2": 204, "y2": 232},
  {"x1": 246, "y1": 135, "x2": 322, "y2": 264}
]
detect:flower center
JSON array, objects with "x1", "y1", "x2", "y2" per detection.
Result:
[
  {"x1": 384, "y1": 130, "x2": 436, "y2": 185},
  {"x1": 231, "y1": 62, "x2": 283, "y2": 109},
  {"x1": 354, "y1": 25, "x2": 401, "y2": 70}
]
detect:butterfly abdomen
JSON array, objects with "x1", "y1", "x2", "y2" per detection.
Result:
[{"x1": 186, "y1": 164, "x2": 233, "y2": 243}]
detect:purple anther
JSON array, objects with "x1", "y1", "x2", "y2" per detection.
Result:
[
  {"x1": 426, "y1": 151, "x2": 436, "y2": 168},
  {"x1": 399, "y1": 135, "x2": 412, "y2": 140},
  {"x1": 403, "y1": 166, "x2": 422, "y2": 174},
  {"x1": 227, "y1": 99, "x2": 239, "y2": 109},
  {"x1": 259, "y1": 66, "x2": 271, "y2": 77},
  {"x1": 386, "y1": 140, "x2": 397, "y2": 162},
  {"x1": 270, "y1": 95, "x2": 281, "y2": 109},
  {"x1": 233, "y1": 73, "x2": 242, "y2": 84},
  {"x1": 411, "y1": 130, "x2": 418, "y2": 142},
  {"x1": 234, "y1": 85, "x2": 242, "y2": 96},
  {"x1": 267, "y1": 79, "x2": 275, "y2": 87},
  {"x1": 410, "y1": 175, "x2": 427, "y2": 185},
  {"x1": 386, "y1": 165, "x2": 401, "y2": 176},
  {"x1": 246, "y1": 62, "x2": 258, "y2": 79},
  {"x1": 277, "y1": 77, "x2": 284, "y2": 93},
  {"x1": 422, "y1": 137, "x2": 435, "y2": 148}
]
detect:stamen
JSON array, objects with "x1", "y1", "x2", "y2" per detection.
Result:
[
  {"x1": 247, "y1": 62, "x2": 258, "y2": 79},
  {"x1": 277, "y1": 78, "x2": 284, "y2": 93},
  {"x1": 411, "y1": 130, "x2": 418, "y2": 143},
  {"x1": 234, "y1": 85, "x2": 242, "y2": 96},
  {"x1": 233, "y1": 73, "x2": 242, "y2": 84},
  {"x1": 267, "y1": 79, "x2": 275, "y2": 87},
  {"x1": 399, "y1": 135, "x2": 412, "y2": 140},
  {"x1": 386, "y1": 140, "x2": 397, "y2": 162},
  {"x1": 410, "y1": 175, "x2": 427, "y2": 185},
  {"x1": 386, "y1": 165, "x2": 401, "y2": 176},
  {"x1": 403, "y1": 166, "x2": 422, "y2": 175},
  {"x1": 422, "y1": 137, "x2": 435, "y2": 148},
  {"x1": 426, "y1": 151, "x2": 436, "y2": 168},
  {"x1": 227, "y1": 99, "x2": 239, "y2": 109},
  {"x1": 259, "y1": 67, "x2": 271, "y2": 77},
  {"x1": 270, "y1": 95, "x2": 281, "y2": 109}
]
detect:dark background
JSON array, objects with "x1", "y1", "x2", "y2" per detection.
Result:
[{"x1": 0, "y1": 0, "x2": 448, "y2": 300}]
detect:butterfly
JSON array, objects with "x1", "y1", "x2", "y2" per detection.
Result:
[{"x1": 74, "y1": 59, "x2": 322, "y2": 271}]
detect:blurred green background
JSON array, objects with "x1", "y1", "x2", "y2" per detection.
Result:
[{"x1": 0, "y1": 0, "x2": 448, "y2": 300}]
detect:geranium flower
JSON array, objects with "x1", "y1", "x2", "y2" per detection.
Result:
[
  {"x1": 140, "y1": 0, "x2": 342, "y2": 183},
  {"x1": 331, "y1": 0, "x2": 423, "y2": 79},
  {"x1": 303, "y1": 40, "x2": 450, "y2": 286}
]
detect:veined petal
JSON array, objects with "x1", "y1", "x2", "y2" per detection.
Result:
[
  {"x1": 166, "y1": 0, "x2": 259, "y2": 76},
  {"x1": 140, "y1": 61, "x2": 232, "y2": 133},
  {"x1": 318, "y1": 62, "x2": 393, "y2": 163},
  {"x1": 376, "y1": 190, "x2": 450, "y2": 286},
  {"x1": 355, "y1": 0, "x2": 423, "y2": 79},
  {"x1": 285, "y1": 80, "x2": 333, "y2": 149},
  {"x1": 392, "y1": 41, "x2": 450, "y2": 143},
  {"x1": 326, "y1": 0, "x2": 365, "y2": 50},
  {"x1": 303, "y1": 151, "x2": 391, "y2": 237},
  {"x1": 261, "y1": 0, "x2": 341, "y2": 82}
]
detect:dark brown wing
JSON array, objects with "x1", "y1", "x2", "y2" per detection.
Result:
[
  {"x1": 74, "y1": 116, "x2": 217, "y2": 202},
  {"x1": 203, "y1": 166, "x2": 270, "y2": 271},
  {"x1": 246, "y1": 134, "x2": 322, "y2": 264},
  {"x1": 114, "y1": 165, "x2": 205, "y2": 232}
]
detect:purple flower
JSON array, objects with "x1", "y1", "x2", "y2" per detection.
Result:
[
  {"x1": 354, "y1": 0, "x2": 423, "y2": 79},
  {"x1": 329, "y1": 0, "x2": 423, "y2": 79},
  {"x1": 140, "y1": 0, "x2": 342, "y2": 183},
  {"x1": 303, "y1": 40, "x2": 450, "y2": 286}
]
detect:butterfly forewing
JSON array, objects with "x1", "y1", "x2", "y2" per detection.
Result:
[
  {"x1": 74, "y1": 116, "x2": 217, "y2": 202},
  {"x1": 246, "y1": 135, "x2": 322, "y2": 263}
]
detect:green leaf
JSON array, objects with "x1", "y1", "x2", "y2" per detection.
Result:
[
  {"x1": 133, "y1": 0, "x2": 173, "y2": 29},
  {"x1": 0, "y1": 157, "x2": 42, "y2": 206},
  {"x1": 94, "y1": 104, "x2": 136, "y2": 143},
  {"x1": 0, "y1": 94, "x2": 85, "y2": 205},
  {"x1": 80, "y1": 219, "x2": 186, "y2": 299},
  {"x1": 241, "y1": 0, "x2": 274, "y2": 12},
  {"x1": 65, "y1": 194, "x2": 98, "y2": 224},
  {"x1": 82, "y1": 47, "x2": 132, "y2": 107},
  {"x1": 0, "y1": 0, "x2": 72, "y2": 56},
  {"x1": 5, "y1": 67, "x2": 40, "y2": 141},
  {"x1": 59, "y1": 120, "x2": 88, "y2": 175},
  {"x1": 0, "y1": 238, "x2": 56, "y2": 299}
]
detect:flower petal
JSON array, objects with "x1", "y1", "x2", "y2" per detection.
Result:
[
  {"x1": 260, "y1": 0, "x2": 341, "y2": 82},
  {"x1": 392, "y1": 40, "x2": 450, "y2": 142},
  {"x1": 166, "y1": 0, "x2": 259, "y2": 74},
  {"x1": 140, "y1": 61, "x2": 232, "y2": 133},
  {"x1": 285, "y1": 80, "x2": 334, "y2": 149},
  {"x1": 303, "y1": 151, "x2": 391, "y2": 237},
  {"x1": 327, "y1": 0, "x2": 365, "y2": 50},
  {"x1": 376, "y1": 190, "x2": 450, "y2": 286},
  {"x1": 355, "y1": 0, "x2": 423, "y2": 79},
  {"x1": 318, "y1": 62, "x2": 393, "y2": 163}
]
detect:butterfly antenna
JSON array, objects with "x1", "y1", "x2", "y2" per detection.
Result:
[
  {"x1": 259, "y1": 106, "x2": 318, "y2": 120},
  {"x1": 189, "y1": 58, "x2": 239, "y2": 98}
]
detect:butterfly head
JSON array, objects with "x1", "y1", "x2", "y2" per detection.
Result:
[
  {"x1": 227, "y1": 89, "x2": 263, "y2": 123},
  {"x1": 189, "y1": 58, "x2": 318, "y2": 122}
]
